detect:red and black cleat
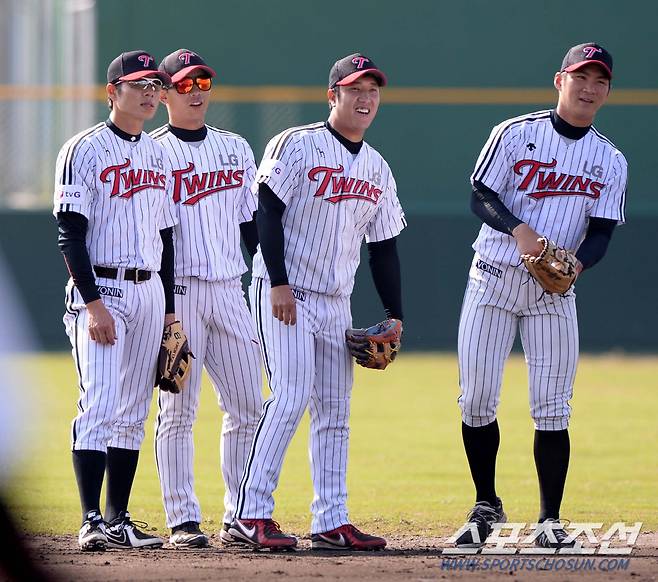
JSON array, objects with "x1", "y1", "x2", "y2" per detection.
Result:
[
  {"x1": 227, "y1": 519, "x2": 297, "y2": 551},
  {"x1": 311, "y1": 524, "x2": 387, "y2": 551}
]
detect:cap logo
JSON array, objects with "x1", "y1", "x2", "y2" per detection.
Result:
[
  {"x1": 583, "y1": 46, "x2": 602, "y2": 59},
  {"x1": 138, "y1": 54, "x2": 153, "y2": 67},
  {"x1": 351, "y1": 56, "x2": 370, "y2": 69},
  {"x1": 178, "y1": 51, "x2": 196, "y2": 65}
]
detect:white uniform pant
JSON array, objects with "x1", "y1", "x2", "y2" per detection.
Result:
[
  {"x1": 458, "y1": 254, "x2": 578, "y2": 431},
  {"x1": 237, "y1": 278, "x2": 353, "y2": 534},
  {"x1": 63, "y1": 274, "x2": 164, "y2": 452},
  {"x1": 155, "y1": 277, "x2": 262, "y2": 528}
]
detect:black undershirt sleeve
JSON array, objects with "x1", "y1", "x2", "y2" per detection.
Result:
[
  {"x1": 159, "y1": 227, "x2": 175, "y2": 314},
  {"x1": 256, "y1": 183, "x2": 289, "y2": 287},
  {"x1": 56, "y1": 211, "x2": 100, "y2": 304},
  {"x1": 471, "y1": 180, "x2": 523, "y2": 235},
  {"x1": 367, "y1": 237, "x2": 403, "y2": 321},
  {"x1": 239, "y1": 213, "x2": 259, "y2": 258},
  {"x1": 575, "y1": 217, "x2": 616, "y2": 270}
]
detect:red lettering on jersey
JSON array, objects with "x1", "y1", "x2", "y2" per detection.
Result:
[
  {"x1": 183, "y1": 169, "x2": 244, "y2": 205},
  {"x1": 121, "y1": 169, "x2": 143, "y2": 191},
  {"x1": 331, "y1": 176, "x2": 356, "y2": 193},
  {"x1": 185, "y1": 172, "x2": 209, "y2": 195},
  {"x1": 536, "y1": 171, "x2": 568, "y2": 191},
  {"x1": 569, "y1": 176, "x2": 591, "y2": 191},
  {"x1": 214, "y1": 170, "x2": 236, "y2": 187},
  {"x1": 515, "y1": 159, "x2": 558, "y2": 190},
  {"x1": 561, "y1": 175, "x2": 575, "y2": 191},
  {"x1": 171, "y1": 163, "x2": 244, "y2": 205},
  {"x1": 309, "y1": 165, "x2": 344, "y2": 196},
  {"x1": 309, "y1": 165, "x2": 381, "y2": 204},
  {"x1": 514, "y1": 158, "x2": 604, "y2": 200},
  {"x1": 172, "y1": 162, "x2": 195, "y2": 203},
  {"x1": 100, "y1": 159, "x2": 131, "y2": 196},
  {"x1": 100, "y1": 158, "x2": 166, "y2": 198},
  {"x1": 589, "y1": 181, "x2": 604, "y2": 197}
]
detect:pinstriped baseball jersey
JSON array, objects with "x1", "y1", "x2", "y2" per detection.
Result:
[
  {"x1": 150, "y1": 125, "x2": 257, "y2": 281},
  {"x1": 251, "y1": 122, "x2": 406, "y2": 295},
  {"x1": 53, "y1": 123, "x2": 177, "y2": 270},
  {"x1": 149, "y1": 122, "x2": 262, "y2": 528},
  {"x1": 471, "y1": 109, "x2": 627, "y2": 266}
]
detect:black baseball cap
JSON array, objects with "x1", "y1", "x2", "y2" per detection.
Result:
[
  {"x1": 159, "y1": 49, "x2": 217, "y2": 83},
  {"x1": 107, "y1": 50, "x2": 171, "y2": 84},
  {"x1": 328, "y1": 53, "x2": 387, "y2": 88},
  {"x1": 561, "y1": 43, "x2": 613, "y2": 78}
]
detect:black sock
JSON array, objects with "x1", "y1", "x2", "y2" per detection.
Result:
[
  {"x1": 462, "y1": 420, "x2": 500, "y2": 505},
  {"x1": 534, "y1": 429, "x2": 570, "y2": 521},
  {"x1": 72, "y1": 449, "x2": 106, "y2": 522},
  {"x1": 105, "y1": 447, "x2": 140, "y2": 523}
]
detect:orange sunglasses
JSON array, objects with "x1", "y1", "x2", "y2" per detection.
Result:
[{"x1": 174, "y1": 76, "x2": 212, "y2": 94}]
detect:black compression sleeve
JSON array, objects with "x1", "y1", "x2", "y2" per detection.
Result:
[
  {"x1": 575, "y1": 217, "x2": 616, "y2": 270},
  {"x1": 471, "y1": 180, "x2": 523, "y2": 235},
  {"x1": 159, "y1": 227, "x2": 175, "y2": 314},
  {"x1": 256, "y1": 183, "x2": 289, "y2": 287},
  {"x1": 56, "y1": 211, "x2": 100, "y2": 304},
  {"x1": 367, "y1": 237, "x2": 403, "y2": 321},
  {"x1": 239, "y1": 213, "x2": 259, "y2": 258}
]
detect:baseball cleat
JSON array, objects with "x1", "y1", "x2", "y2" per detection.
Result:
[
  {"x1": 455, "y1": 498, "x2": 507, "y2": 548},
  {"x1": 227, "y1": 518, "x2": 297, "y2": 550},
  {"x1": 311, "y1": 524, "x2": 387, "y2": 551},
  {"x1": 169, "y1": 521, "x2": 209, "y2": 548},
  {"x1": 78, "y1": 509, "x2": 107, "y2": 551},
  {"x1": 534, "y1": 518, "x2": 576, "y2": 550},
  {"x1": 105, "y1": 511, "x2": 164, "y2": 549},
  {"x1": 219, "y1": 522, "x2": 249, "y2": 546}
]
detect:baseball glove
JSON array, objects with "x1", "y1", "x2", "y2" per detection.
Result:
[
  {"x1": 345, "y1": 318, "x2": 403, "y2": 370},
  {"x1": 521, "y1": 237, "x2": 578, "y2": 294},
  {"x1": 156, "y1": 321, "x2": 194, "y2": 394}
]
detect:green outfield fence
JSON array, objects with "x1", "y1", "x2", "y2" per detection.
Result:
[{"x1": 0, "y1": 0, "x2": 656, "y2": 351}]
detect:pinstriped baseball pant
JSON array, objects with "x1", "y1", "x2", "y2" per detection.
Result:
[
  {"x1": 237, "y1": 278, "x2": 354, "y2": 534},
  {"x1": 154, "y1": 276, "x2": 262, "y2": 528},
  {"x1": 63, "y1": 275, "x2": 164, "y2": 452},
  {"x1": 458, "y1": 254, "x2": 579, "y2": 431}
]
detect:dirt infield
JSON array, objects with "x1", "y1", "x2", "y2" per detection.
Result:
[{"x1": 26, "y1": 532, "x2": 658, "y2": 581}]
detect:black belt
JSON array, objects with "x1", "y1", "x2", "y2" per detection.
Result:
[{"x1": 94, "y1": 266, "x2": 152, "y2": 283}]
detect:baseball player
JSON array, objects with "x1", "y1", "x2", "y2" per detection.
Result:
[
  {"x1": 455, "y1": 43, "x2": 627, "y2": 549},
  {"x1": 54, "y1": 50, "x2": 178, "y2": 551},
  {"x1": 228, "y1": 53, "x2": 406, "y2": 551},
  {"x1": 150, "y1": 49, "x2": 262, "y2": 548}
]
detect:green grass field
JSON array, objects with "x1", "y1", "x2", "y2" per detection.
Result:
[{"x1": 6, "y1": 353, "x2": 657, "y2": 538}]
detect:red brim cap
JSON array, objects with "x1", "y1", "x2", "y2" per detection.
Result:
[
  {"x1": 563, "y1": 60, "x2": 612, "y2": 79},
  {"x1": 119, "y1": 69, "x2": 172, "y2": 84},
  {"x1": 170, "y1": 65, "x2": 217, "y2": 83},
  {"x1": 336, "y1": 68, "x2": 387, "y2": 87}
]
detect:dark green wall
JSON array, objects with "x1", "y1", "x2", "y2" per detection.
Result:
[
  {"x1": 8, "y1": 212, "x2": 656, "y2": 352},
  {"x1": 96, "y1": 0, "x2": 658, "y2": 216},
  {"x1": 97, "y1": 0, "x2": 658, "y2": 87},
  {"x1": 28, "y1": 1, "x2": 654, "y2": 351}
]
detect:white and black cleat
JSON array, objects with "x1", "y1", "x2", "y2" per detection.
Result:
[
  {"x1": 105, "y1": 511, "x2": 163, "y2": 549},
  {"x1": 78, "y1": 509, "x2": 107, "y2": 552}
]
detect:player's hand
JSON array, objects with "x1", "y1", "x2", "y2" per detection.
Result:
[
  {"x1": 164, "y1": 313, "x2": 176, "y2": 326},
  {"x1": 86, "y1": 299, "x2": 117, "y2": 345},
  {"x1": 512, "y1": 223, "x2": 544, "y2": 257},
  {"x1": 270, "y1": 284, "x2": 297, "y2": 326}
]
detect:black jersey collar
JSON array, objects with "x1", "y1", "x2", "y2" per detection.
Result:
[
  {"x1": 168, "y1": 124, "x2": 208, "y2": 142},
  {"x1": 105, "y1": 119, "x2": 141, "y2": 142},
  {"x1": 325, "y1": 121, "x2": 363, "y2": 154},
  {"x1": 550, "y1": 110, "x2": 590, "y2": 140}
]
